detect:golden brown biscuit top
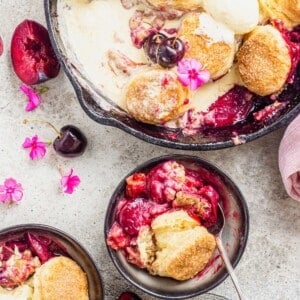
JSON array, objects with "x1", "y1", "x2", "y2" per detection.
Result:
[
  {"x1": 259, "y1": 0, "x2": 300, "y2": 28},
  {"x1": 137, "y1": 210, "x2": 216, "y2": 281},
  {"x1": 125, "y1": 69, "x2": 189, "y2": 124},
  {"x1": 179, "y1": 12, "x2": 236, "y2": 79},
  {"x1": 237, "y1": 25, "x2": 291, "y2": 96},
  {"x1": 33, "y1": 256, "x2": 89, "y2": 300}
]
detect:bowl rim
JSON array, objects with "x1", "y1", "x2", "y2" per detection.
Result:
[
  {"x1": 104, "y1": 154, "x2": 249, "y2": 299},
  {"x1": 0, "y1": 223, "x2": 104, "y2": 299},
  {"x1": 44, "y1": 0, "x2": 300, "y2": 151}
]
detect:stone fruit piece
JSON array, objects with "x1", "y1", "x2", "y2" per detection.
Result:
[{"x1": 11, "y1": 20, "x2": 60, "y2": 84}]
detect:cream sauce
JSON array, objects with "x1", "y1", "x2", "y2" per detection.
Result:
[
  {"x1": 58, "y1": 0, "x2": 242, "y2": 114},
  {"x1": 0, "y1": 284, "x2": 33, "y2": 300}
]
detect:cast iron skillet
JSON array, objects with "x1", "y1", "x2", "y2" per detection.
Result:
[{"x1": 44, "y1": 0, "x2": 300, "y2": 150}]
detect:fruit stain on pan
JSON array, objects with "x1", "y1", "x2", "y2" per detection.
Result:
[{"x1": 196, "y1": 254, "x2": 223, "y2": 279}]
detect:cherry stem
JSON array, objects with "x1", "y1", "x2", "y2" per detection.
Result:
[
  {"x1": 23, "y1": 119, "x2": 61, "y2": 138},
  {"x1": 172, "y1": 35, "x2": 179, "y2": 47}
]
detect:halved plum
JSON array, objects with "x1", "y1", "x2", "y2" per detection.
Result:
[{"x1": 11, "y1": 20, "x2": 60, "y2": 84}]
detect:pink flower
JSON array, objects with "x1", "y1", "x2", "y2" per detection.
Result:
[
  {"x1": 177, "y1": 58, "x2": 210, "y2": 91},
  {"x1": 22, "y1": 135, "x2": 47, "y2": 160},
  {"x1": 0, "y1": 35, "x2": 3, "y2": 57},
  {"x1": 0, "y1": 178, "x2": 23, "y2": 203},
  {"x1": 61, "y1": 169, "x2": 81, "y2": 194},
  {"x1": 20, "y1": 84, "x2": 41, "y2": 111}
]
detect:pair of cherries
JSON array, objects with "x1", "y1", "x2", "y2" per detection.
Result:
[{"x1": 143, "y1": 32, "x2": 185, "y2": 68}]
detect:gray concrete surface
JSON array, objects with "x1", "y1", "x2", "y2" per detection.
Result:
[{"x1": 0, "y1": 1, "x2": 299, "y2": 299}]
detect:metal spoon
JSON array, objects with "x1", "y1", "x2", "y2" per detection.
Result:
[{"x1": 208, "y1": 204, "x2": 247, "y2": 300}]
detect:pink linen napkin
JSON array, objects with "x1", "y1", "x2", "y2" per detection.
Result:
[{"x1": 279, "y1": 113, "x2": 300, "y2": 201}]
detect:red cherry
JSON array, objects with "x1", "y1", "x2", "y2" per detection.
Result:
[
  {"x1": 11, "y1": 20, "x2": 60, "y2": 85},
  {"x1": 24, "y1": 120, "x2": 87, "y2": 158},
  {"x1": 53, "y1": 125, "x2": 87, "y2": 158}
]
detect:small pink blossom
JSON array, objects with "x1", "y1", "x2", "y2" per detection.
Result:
[
  {"x1": 61, "y1": 169, "x2": 81, "y2": 194},
  {"x1": 177, "y1": 58, "x2": 210, "y2": 91},
  {"x1": 0, "y1": 178, "x2": 23, "y2": 203},
  {"x1": 22, "y1": 135, "x2": 47, "y2": 160},
  {"x1": 0, "y1": 35, "x2": 3, "y2": 56},
  {"x1": 20, "y1": 84, "x2": 41, "y2": 111}
]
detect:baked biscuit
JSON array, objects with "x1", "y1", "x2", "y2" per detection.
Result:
[
  {"x1": 137, "y1": 226, "x2": 156, "y2": 268},
  {"x1": 259, "y1": 0, "x2": 300, "y2": 28},
  {"x1": 33, "y1": 256, "x2": 89, "y2": 300},
  {"x1": 179, "y1": 12, "x2": 236, "y2": 79},
  {"x1": 237, "y1": 25, "x2": 291, "y2": 96},
  {"x1": 142, "y1": 210, "x2": 216, "y2": 281},
  {"x1": 125, "y1": 69, "x2": 189, "y2": 124},
  {"x1": 146, "y1": 0, "x2": 203, "y2": 11}
]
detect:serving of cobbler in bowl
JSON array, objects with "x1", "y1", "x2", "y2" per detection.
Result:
[
  {"x1": 45, "y1": 0, "x2": 300, "y2": 149},
  {"x1": 104, "y1": 155, "x2": 249, "y2": 299},
  {"x1": 0, "y1": 224, "x2": 103, "y2": 299}
]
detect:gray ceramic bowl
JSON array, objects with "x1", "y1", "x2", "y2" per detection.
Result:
[
  {"x1": 0, "y1": 224, "x2": 103, "y2": 300},
  {"x1": 104, "y1": 154, "x2": 249, "y2": 299}
]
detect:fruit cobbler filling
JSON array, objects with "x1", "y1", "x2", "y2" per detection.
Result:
[
  {"x1": 114, "y1": 1, "x2": 300, "y2": 138},
  {"x1": 173, "y1": 24, "x2": 300, "y2": 136},
  {"x1": 107, "y1": 160, "x2": 220, "y2": 268},
  {"x1": 0, "y1": 232, "x2": 68, "y2": 289}
]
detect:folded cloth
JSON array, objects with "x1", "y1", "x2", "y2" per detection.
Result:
[{"x1": 279, "y1": 113, "x2": 300, "y2": 201}]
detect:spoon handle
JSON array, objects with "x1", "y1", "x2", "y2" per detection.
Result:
[{"x1": 215, "y1": 236, "x2": 247, "y2": 300}]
